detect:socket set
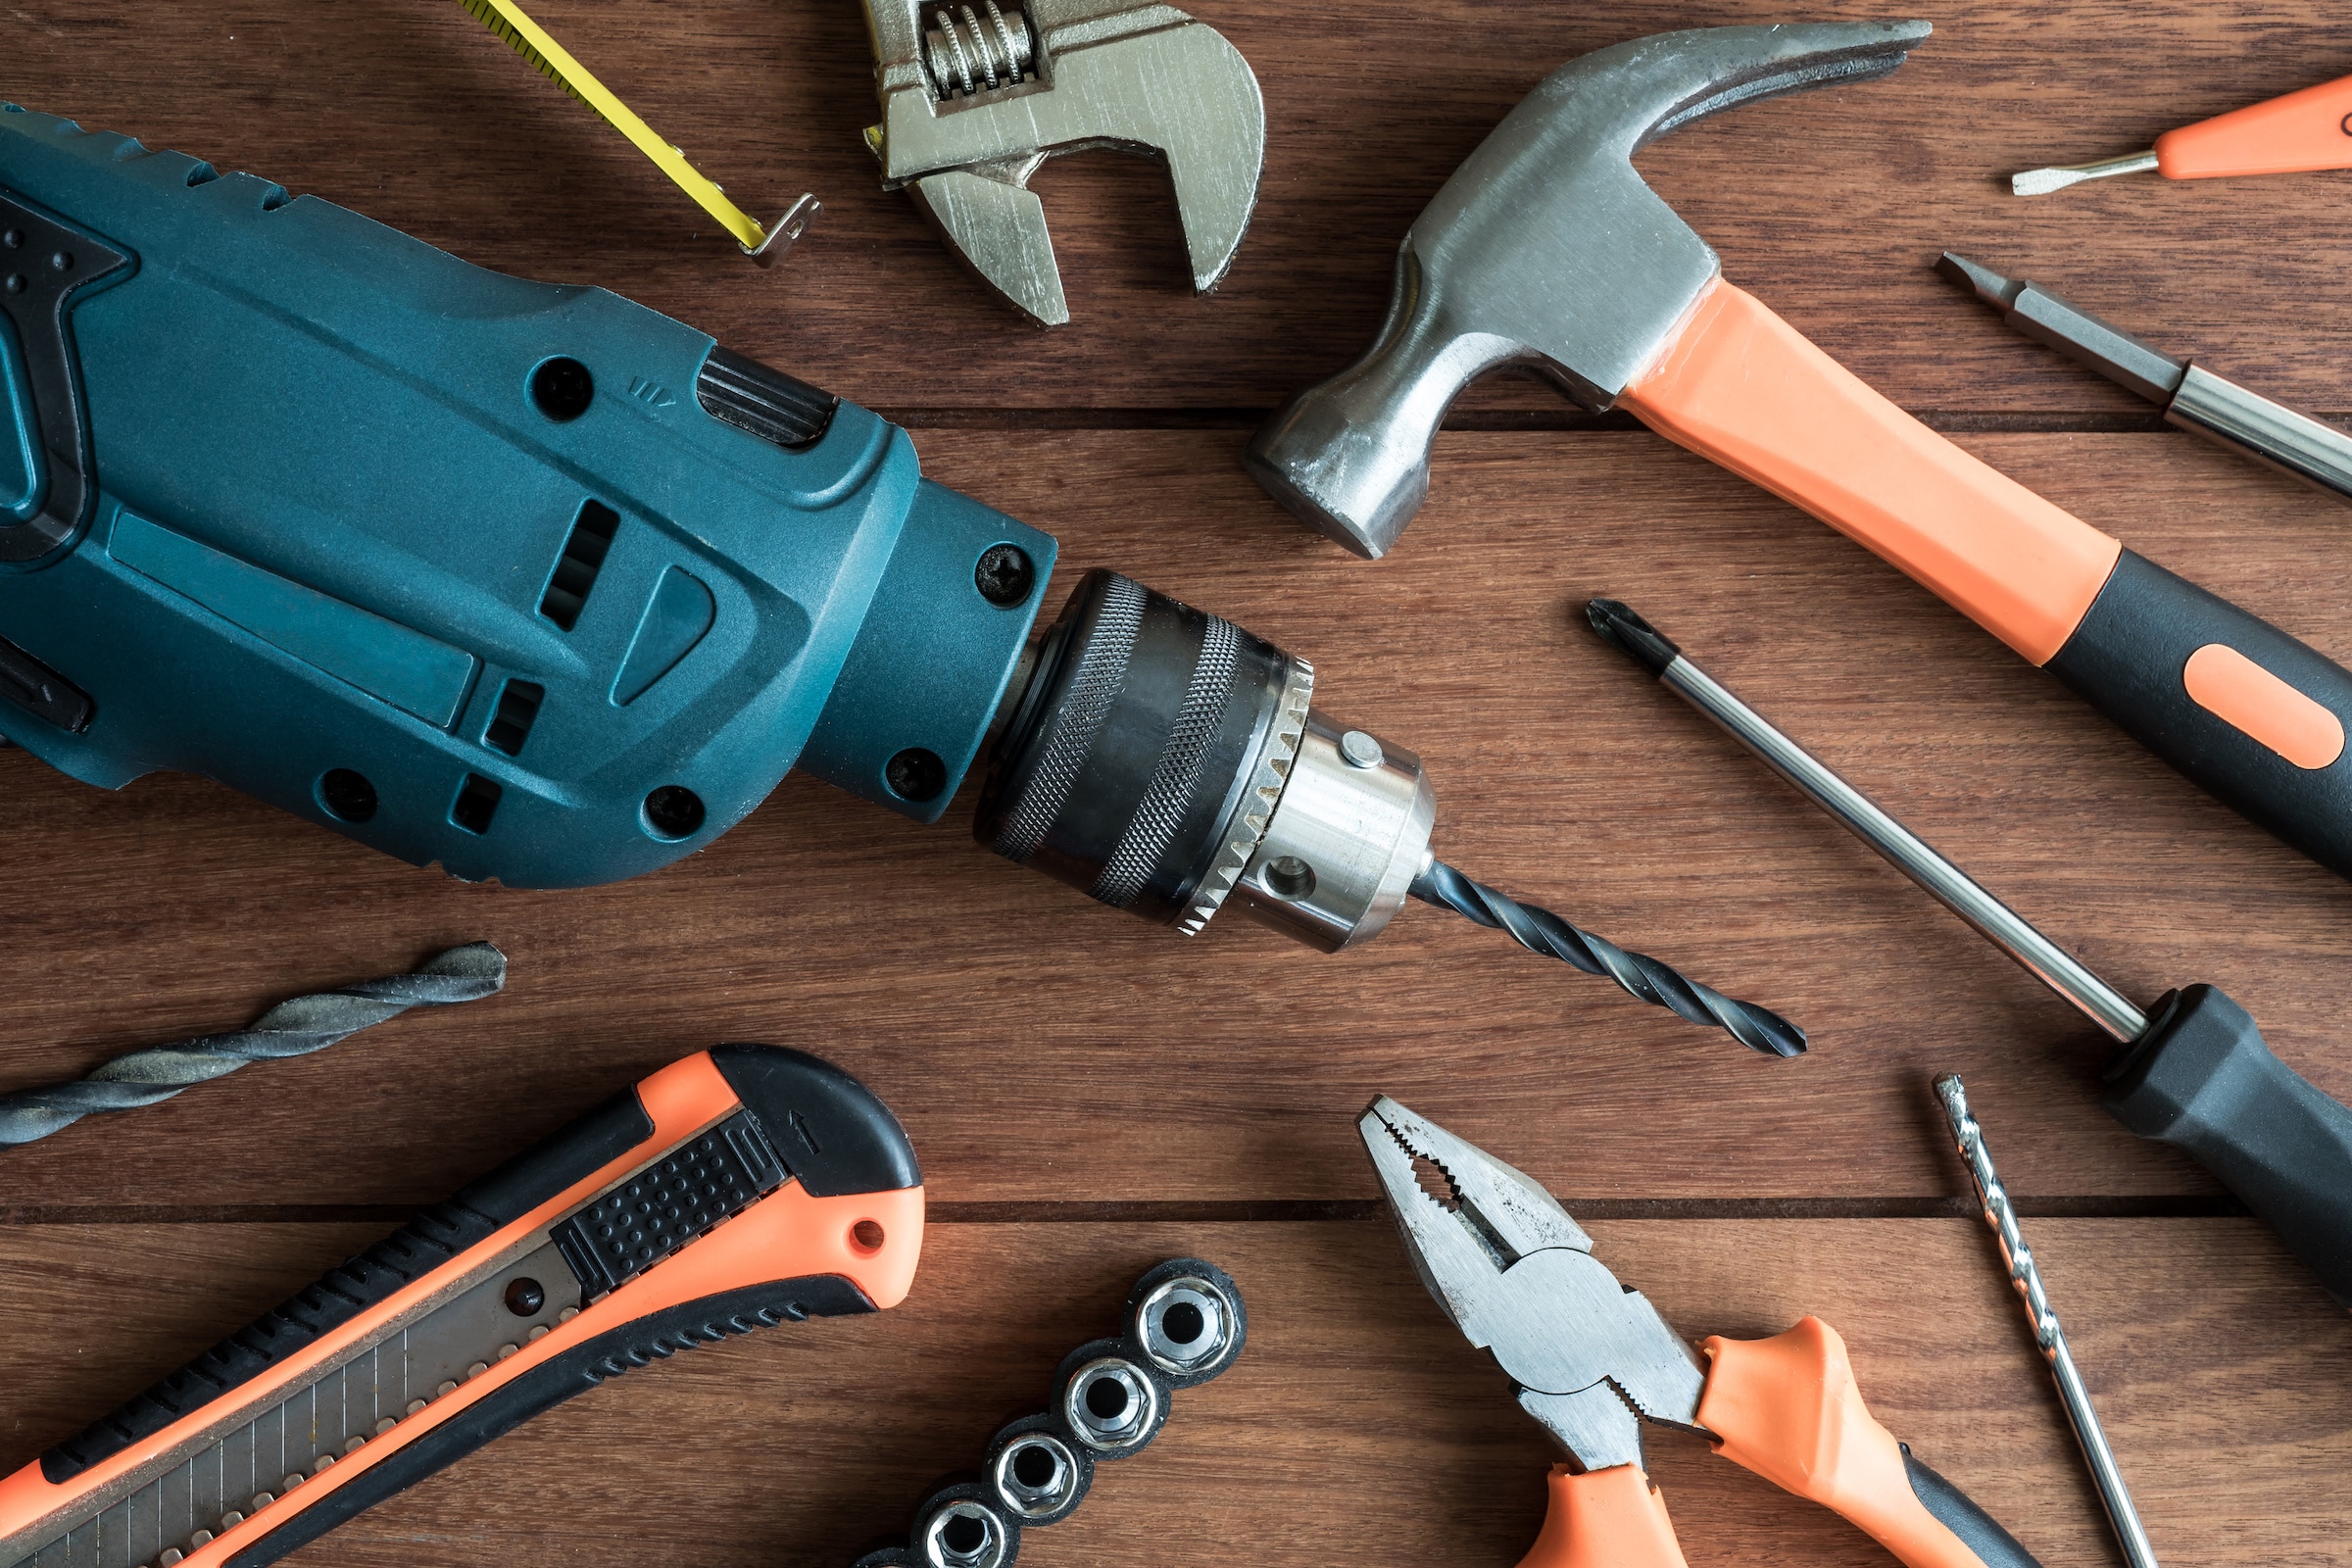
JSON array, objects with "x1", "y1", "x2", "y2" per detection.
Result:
[{"x1": 853, "y1": 1258, "x2": 1247, "y2": 1568}]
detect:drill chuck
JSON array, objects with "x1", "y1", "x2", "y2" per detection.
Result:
[{"x1": 975, "y1": 570, "x2": 1434, "y2": 950}]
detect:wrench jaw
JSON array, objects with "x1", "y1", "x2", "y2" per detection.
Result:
[
  {"x1": 910, "y1": 161, "x2": 1070, "y2": 325},
  {"x1": 865, "y1": 0, "x2": 1264, "y2": 325}
]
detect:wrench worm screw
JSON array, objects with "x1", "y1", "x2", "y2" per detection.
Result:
[
  {"x1": 0, "y1": 943, "x2": 507, "y2": 1146},
  {"x1": 1409, "y1": 861, "x2": 1805, "y2": 1056}
]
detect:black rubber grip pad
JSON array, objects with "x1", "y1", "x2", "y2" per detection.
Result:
[
  {"x1": 710, "y1": 1044, "x2": 921, "y2": 1197},
  {"x1": 2104, "y1": 984, "x2": 2352, "y2": 1308},
  {"x1": 220, "y1": 1276, "x2": 875, "y2": 1568},
  {"x1": 37, "y1": 1090, "x2": 654, "y2": 1484},
  {"x1": 1901, "y1": 1446, "x2": 2042, "y2": 1568},
  {"x1": 2046, "y1": 549, "x2": 2352, "y2": 881}
]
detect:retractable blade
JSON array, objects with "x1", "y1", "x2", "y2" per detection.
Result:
[{"x1": 0, "y1": 1046, "x2": 924, "y2": 1568}]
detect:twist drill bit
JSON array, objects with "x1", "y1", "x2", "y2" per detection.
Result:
[
  {"x1": 1935, "y1": 1073, "x2": 2159, "y2": 1568},
  {"x1": 0, "y1": 943, "x2": 508, "y2": 1147},
  {"x1": 1407, "y1": 861, "x2": 1805, "y2": 1056}
]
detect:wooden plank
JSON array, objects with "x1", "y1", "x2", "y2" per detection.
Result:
[
  {"x1": 5, "y1": 1, "x2": 2351, "y2": 416},
  {"x1": 3, "y1": 429, "x2": 2347, "y2": 1209},
  {"x1": 0, "y1": 1217, "x2": 2342, "y2": 1567}
]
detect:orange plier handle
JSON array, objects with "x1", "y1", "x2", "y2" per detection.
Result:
[{"x1": 1514, "y1": 1319, "x2": 2041, "y2": 1568}]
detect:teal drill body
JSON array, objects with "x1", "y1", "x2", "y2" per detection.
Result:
[{"x1": 0, "y1": 103, "x2": 1053, "y2": 886}]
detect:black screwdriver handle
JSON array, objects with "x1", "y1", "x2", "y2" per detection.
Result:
[
  {"x1": 2045, "y1": 550, "x2": 2352, "y2": 882},
  {"x1": 2103, "y1": 984, "x2": 2352, "y2": 1308}
]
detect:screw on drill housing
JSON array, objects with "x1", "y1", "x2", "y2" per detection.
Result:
[{"x1": 850, "y1": 1258, "x2": 1246, "y2": 1568}]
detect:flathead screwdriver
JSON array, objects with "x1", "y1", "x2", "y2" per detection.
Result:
[
  {"x1": 1586, "y1": 597, "x2": 2352, "y2": 1309},
  {"x1": 2012, "y1": 70, "x2": 2352, "y2": 195}
]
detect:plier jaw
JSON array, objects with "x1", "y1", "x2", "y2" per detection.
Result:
[
  {"x1": 1358, "y1": 1098, "x2": 1709, "y2": 1473},
  {"x1": 1360, "y1": 1098, "x2": 2050, "y2": 1568}
]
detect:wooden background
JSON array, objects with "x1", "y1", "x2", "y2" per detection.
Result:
[{"x1": 6, "y1": 3, "x2": 2352, "y2": 1565}]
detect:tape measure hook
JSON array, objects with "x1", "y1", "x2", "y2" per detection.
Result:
[{"x1": 744, "y1": 192, "x2": 822, "y2": 268}]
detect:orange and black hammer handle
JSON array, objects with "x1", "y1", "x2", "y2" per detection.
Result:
[
  {"x1": 0, "y1": 1046, "x2": 925, "y2": 1568},
  {"x1": 1622, "y1": 279, "x2": 2352, "y2": 884}
]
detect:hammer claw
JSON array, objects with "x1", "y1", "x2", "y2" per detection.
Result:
[{"x1": 1249, "y1": 21, "x2": 1932, "y2": 559}]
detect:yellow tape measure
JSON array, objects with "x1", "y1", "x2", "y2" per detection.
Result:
[{"x1": 459, "y1": 0, "x2": 815, "y2": 262}]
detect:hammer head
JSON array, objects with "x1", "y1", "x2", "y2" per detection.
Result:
[{"x1": 1246, "y1": 21, "x2": 1932, "y2": 559}]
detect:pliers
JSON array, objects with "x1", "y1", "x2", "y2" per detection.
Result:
[{"x1": 1360, "y1": 1097, "x2": 2043, "y2": 1568}]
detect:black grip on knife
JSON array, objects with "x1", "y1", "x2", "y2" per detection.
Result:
[
  {"x1": 2045, "y1": 550, "x2": 2352, "y2": 881},
  {"x1": 1900, "y1": 1447, "x2": 2043, "y2": 1568},
  {"x1": 36, "y1": 1089, "x2": 655, "y2": 1484},
  {"x1": 2104, "y1": 984, "x2": 2352, "y2": 1308},
  {"x1": 221, "y1": 1277, "x2": 876, "y2": 1568}
]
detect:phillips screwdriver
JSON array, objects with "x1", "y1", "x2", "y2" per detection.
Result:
[
  {"x1": 2013, "y1": 70, "x2": 2352, "y2": 194},
  {"x1": 1586, "y1": 597, "x2": 2352, "y2": 1310},
  {"x1": 0, "y1": 1046, "x2": 924, "y2": 1568},
  {"x1": 1938, "y1": 252, "x2": 2352, "y2": 508}
]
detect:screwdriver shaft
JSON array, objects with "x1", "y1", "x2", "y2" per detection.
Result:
[
  {"x1": 2012, "y1": 149, "x2": 2159, "y2": 196},
  {"x1": 1936, "y1": 1073, "x2": 2160, "y2": 1568},
  {"x1": 1662, "y1": 656, "x2": 2145, "y2": 1040},
  {"x1": 1586, "y1": 600, "x2": 2145, "y2": 1042}
]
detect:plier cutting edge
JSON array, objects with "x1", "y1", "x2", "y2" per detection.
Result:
[{"x1": 1360, "y1": 1098, "x2": 2044, "y2": 1568}]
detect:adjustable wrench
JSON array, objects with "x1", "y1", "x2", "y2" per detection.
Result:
[{"x1": 858, "y1": 0, "x2": 1263, "y2": 324}]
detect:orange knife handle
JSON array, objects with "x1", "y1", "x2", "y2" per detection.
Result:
[
  {"x1": 0, "y1": 1047, "x2": 924, "y2": 1568},
  {"x1": 1618, "y1": 279, "x2": 2122, "y2": 666},
  {"x1": 1695, "y1": 1318, "x2": 2040, "y2": 1568},
  {"x1": 1514, "y1": 1463, "x2": 1690, "y2": 1568},
  {"x1": 2157, "y1": 71, "x2": 2352, "y2": 179}
]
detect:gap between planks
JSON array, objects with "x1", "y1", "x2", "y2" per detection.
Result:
[
  {"x1": 0, "y1": 1196, "x2": 2249, "y2": 1226},
  {"x1": 874, "y1": 408, "x2": 2233, "y2": 433}
]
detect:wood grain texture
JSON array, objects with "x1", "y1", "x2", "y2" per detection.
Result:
[
  {"x1": 5, "y1": 1, "x2": 2352, "y2": 417},
  {"x1": 2, "y1": 1218, "x2": 2345, "y2": 1568},
  {"x1": 4, "y1": 431, "x2": 2349, "y2": 1211},
  {"x1": 6, "y1": 6, "x2": 2351, "y2": 1565}
]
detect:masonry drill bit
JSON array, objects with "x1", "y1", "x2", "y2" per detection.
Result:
[
  {"x1": 1936, "y1": 1073, "x2": 2160, "y2": 1568},
  {"x1": 1407, "y1": 860, "x2": 1805, "y2": 1055},
  {"x1": 0, "y1": 943, "x2": 507, "y2": 1147}
]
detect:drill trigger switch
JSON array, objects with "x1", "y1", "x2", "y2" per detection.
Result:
[{"x1": 0, "y1": 187, "x2": 133, "y2": 564}]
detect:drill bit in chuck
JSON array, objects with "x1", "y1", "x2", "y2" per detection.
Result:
[
  {"x1": 0, "y1": 943, "x2": 508, "y2": 1147},
  {"x1": 1409, "y1": 861, "x2": 1806, "y2": 1056}
]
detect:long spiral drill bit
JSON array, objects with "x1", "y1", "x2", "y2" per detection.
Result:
[
  {"x1": 0, "y1": 943, "x2": 508, "y2": 1148},
  {"x1": 1408, "y1": 862, "x2": 1805, "y2": 1056},
  {"x1": 1935, "y1": 1073, "x2": 2159, "y2": 1568}
]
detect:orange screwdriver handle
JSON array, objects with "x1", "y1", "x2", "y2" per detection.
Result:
[
  {"x1": 2157, "y1": 71, "x2": 2352, "y2": 179},
  {"x1": 1513, "y1": 1463, "x2": 1690, "y2": 1568},
  {"x1": 1696, "y1": 1318, "x2": 2040, "y2": 1568}
]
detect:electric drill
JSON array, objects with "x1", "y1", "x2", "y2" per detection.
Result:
[{"x1": 0, "y1": 102, "x2": 1797, "y2": 1048}]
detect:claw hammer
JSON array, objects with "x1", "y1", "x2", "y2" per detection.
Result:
[{"x1": 1250, "y1": 22, "x2": 2352, "y2": 888}]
